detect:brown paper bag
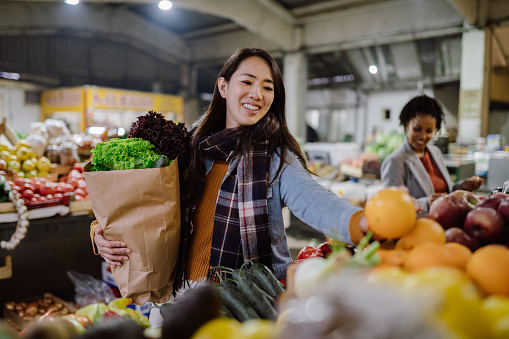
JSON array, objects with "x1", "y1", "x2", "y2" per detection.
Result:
[{"x1": 83, "y1": 159, "x2": 180, "y2": 305}]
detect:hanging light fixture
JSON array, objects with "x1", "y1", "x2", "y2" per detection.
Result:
[
  {"x1": 158, "y1": 0, "x2": 172, "y2": 10},
  {"x1": 65, "y1": 0, "x2": 79, "y2": 5}
]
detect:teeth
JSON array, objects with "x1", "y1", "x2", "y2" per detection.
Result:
[{"x1": 243, "y1": 103, "x2": 259, "y2": 111}]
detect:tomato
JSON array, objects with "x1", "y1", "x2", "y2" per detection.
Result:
[
  {"x1": 38, "y1": 185, "x2": 55, "y2": 196},
  {"x1": 21, "y1": 189, "x2": 35, "y2": 200},
  {"x1": 46, "y1": 194, "x2": 54, "y2": 200},
  {"x1": 317, "y1": 242, "x2": 332, "y2": 258},
  {"x1": 22, "y1": 183, "x2": 36, "y2": 192},
  {"x1": 11, "y1": 185, "x2": 22, "y2": 192},
  {"x1": 297, "y1": 246, "x2": 321, "y2": 260},
  {"x1": 74, "y1": 188, "x2": 86, "y2": 197},
  {"x1": 67, "y1": 178, "x2": 79, "y2": 189},
  {"x1": 77, "y1": 179, "x2": 87, "y2": 189},
  {"x1": 13, "y1": 177, "x2": 27, "y2": 187}
]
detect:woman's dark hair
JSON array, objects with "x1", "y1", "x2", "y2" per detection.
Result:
[
  {"x1": 184, "y1": 47, "x2": 308, "y2": 186},
  {"x1": 399, "y1": 95, "x2": 445, "y2": 131}
]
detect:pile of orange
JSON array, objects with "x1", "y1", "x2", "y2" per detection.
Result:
[{"x1": 365, "y1": 187, "x2": 509, "y2": 297}]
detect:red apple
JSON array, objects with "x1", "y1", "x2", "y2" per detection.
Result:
[
  {"x1": 444, "y1": 227, "x2": 481, "y2": 252},
  {"x1": 490, "y1": 193, "x2": 509, "y2": 200},
  {"x1": 476, "y1": 196, "x2": 504, "y2": 210},
  {"x1": 498, "y1": 199, "x2": 509, "y2": 225},
  {"x1": 429, "y1": 194, "x2": 471, "y2": 229},
  {"x1": 464, "y1": 207, "x2": 506, "y2": 245},
  {"x1": 450, "y1": 190, "x2": 480, "y2": 208}
]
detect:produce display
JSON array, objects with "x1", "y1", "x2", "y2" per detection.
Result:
[
  {"x1": 0, "y1": 140, "x2": 53, "y2": 180},
  {"x1": 2, "y1": 187, "x2": 509, "y2": 338}
]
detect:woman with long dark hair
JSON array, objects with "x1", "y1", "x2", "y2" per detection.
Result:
[{"x1": 92, "y1": 47, "x2": 368, "y2": 326}]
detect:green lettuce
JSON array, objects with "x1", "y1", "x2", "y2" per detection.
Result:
[{"x1": 89, "y1": 138, "x2": 161, "y2": 171}]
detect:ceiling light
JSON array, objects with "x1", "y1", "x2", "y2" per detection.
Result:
[
  {"x1": 65, "y1": 0, "x2": 79, "y2": 5},
  {"x1": 369, "y1": 65, "x2": 378, "y2": 74},
  {"x1": 158, "y1": 0, "x2": 172, "y2": 10}
]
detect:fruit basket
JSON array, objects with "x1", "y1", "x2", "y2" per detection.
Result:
[{"x1": 3, "y1": 293, "x2": 76, "y2": 331}]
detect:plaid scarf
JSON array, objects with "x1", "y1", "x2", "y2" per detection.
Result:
[{"x1": 180, "y1": 117, "x2": 278, "y2": 284}]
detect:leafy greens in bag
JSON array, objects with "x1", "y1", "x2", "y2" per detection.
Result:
[
  {"x1": 89, "y1": 138, "x2": 161, "y2": 171},
  {"x1": 88, "y1": 111, "x2": 189, "y2": 172}
]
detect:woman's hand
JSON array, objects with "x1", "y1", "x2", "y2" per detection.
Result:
[
  {"x1": 461, "y1": 176, "x2": 485, "y2": 192},
  {"x1": 427, "y1": 193, "x2": 445, "y2": 209},
  {"x1": 95, "y1": 226, "x2": 131, "y2": 266}
]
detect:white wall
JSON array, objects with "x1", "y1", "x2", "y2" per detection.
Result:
[
  {"x1": 364, "y1": 89, "x2": 434, "y2": 137},
  {"x1": 0, "y1": 80, "x2": 42, "y2": 136}
]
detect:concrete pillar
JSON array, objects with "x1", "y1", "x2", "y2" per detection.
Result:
[
  {"x1": 283, "y1": 51, "x2": 307, "y2": 141},
  {"x1": 457, "y1": 27, "x2": 491, "y2": 144},
  {"x1": 179, "y1": 63, "x2": 201, "y2": 127}
]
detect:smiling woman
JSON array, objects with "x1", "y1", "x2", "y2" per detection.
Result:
[
  {"x1": 381, "y1": 95, "x2": 484, "y2": 212},
  {"x1": 91, "y1": 47, "x2": 370, "y2": 328},
  {"x1": 218, "y1": 56, "x2": 275, "y2": 129}
]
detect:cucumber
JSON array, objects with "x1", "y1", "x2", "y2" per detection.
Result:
[
  {"x1": 216, "y1": 285, "x2": 259, "y2": 322},
  {"x1": 236, "y1": 276, "x2": 278, "y2": 321},
  {"x1": 250, "y1": 263, "x2": 285, "y2": 298},
  {"x1": 233, "y1": 267, "x2": 274, "y2": 306}
]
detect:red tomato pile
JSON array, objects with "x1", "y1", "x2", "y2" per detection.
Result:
[
  {"x1": 8, "y1": 177, "x2": 74, "y2": 209},
  {"x1": 59, "y1": 164, "x2": 89, "y2": 201},
  {"x1": 8, "y1": 164, "x2": 90, "y2": 209}
]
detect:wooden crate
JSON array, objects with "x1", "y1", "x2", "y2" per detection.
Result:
[{"x1": 3, "y1": 293, "x2": 77, "y2": 331}]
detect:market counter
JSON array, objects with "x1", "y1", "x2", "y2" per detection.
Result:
[{"x1": 0, "y1": 213, "x2": 102, "y2": 308}]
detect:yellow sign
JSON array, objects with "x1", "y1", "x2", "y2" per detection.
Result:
[
  {"x1": 40, "y1": 86, "x2": 184, "y2": 132},
  {"x1": 40, "y1": 87, "x2": 84, "y2": 115},
  {"x1": 84, "y1": 87, "x2": 183, "y2": 114}
]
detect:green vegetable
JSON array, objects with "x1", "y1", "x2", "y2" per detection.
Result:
[
  {"x1": 215, "y1": 284, "x2": 259, "y2": 322},
  {"x1": 250, "y1": 263, "x2": 285, "y2": 298},
  {"x1": 89, "y1": 138, "x2": 161, "y2": 171},
  {"x1": 236, "y1": 275, "x2": 278, "y2": 321}
]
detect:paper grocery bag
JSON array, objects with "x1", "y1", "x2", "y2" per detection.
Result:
[{"x1": 83, "y1": 160, "x2": 180, "y2": 305}]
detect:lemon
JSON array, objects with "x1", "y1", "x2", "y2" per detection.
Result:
[
  {"x1": 28, "y1": 170, "x2": 38, "y2": 178},
  {"x1": 25, "y1": 170, "x2": 37, "y2": 179},
  {"x1": 15, "y1": 139, "x2": 30, "y2": 149},
  {"x1": 8, "y1": 146, "x2": 16, "y2": 155},
  {"x1": 16, "y1": 147, "x2": 31, "y2": 162},
  {"x1": 0, "y1": 151, "x2": 10, "y2": 161},
  {"x1": 37, "y1": 157, "x2": 52, "y2": 172},
  {"x1": 37, "y1": 170, "x2": 49, "y2": 178},
  {"x1": 191, "y1": 318, "x2": 242, "y2": 339},
  {"x1": 0, "y1": 144, "x2": 8, "y2": 153},
  {"x1": 21, "y1": 159, "x2": 36, "y2": 172},
  {"x1": 8, "y1": 155, "x2": 18, "y2": 163},
  {"x1": 8, "y1": 160, "x2": 20, "y2": 171},
  {"x1": 16, "y1": 171, "x2": 25, "y2": 178},
  {"x1": 241, "y1": 319, "x2": 277, "y2": 339}
]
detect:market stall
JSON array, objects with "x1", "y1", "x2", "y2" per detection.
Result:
[{"x1": 40, "y1": 86, "x2": 184, "y2": 134}]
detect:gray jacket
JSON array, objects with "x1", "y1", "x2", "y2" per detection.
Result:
[
  {"x1": 204, "y1": 150, "x2": 362, "y2": 279},
  {"x1": 381, "y1": 137, "x2": 453, "y2": 213}
]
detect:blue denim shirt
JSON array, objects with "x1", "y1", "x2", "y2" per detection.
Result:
[{"x1": 204, "y1": 151, "x2": 362, "y2": 279}]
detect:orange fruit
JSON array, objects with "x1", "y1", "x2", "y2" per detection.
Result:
[
  {"x1": 398, "y1": 217, "x2": 445, "y2": 250},
  {"x1": 404, "y1": 242, "x2": 455, "y2": 272},
  {"x1": 466, "y1": 245, "x2": 509, "y2": 296},
  {"x1": 376, "y1": 248, "x2": 407, "y2": 267},
  {"x1": 444, "y1": 242, "x2": 472, "y2": 270},
  {"x1": 365, "y1": 187, "x2": 417, "y2": 239}
]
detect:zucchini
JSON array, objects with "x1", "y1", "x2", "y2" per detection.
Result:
[
  {"x1": 216, "y1": 285, "x2": 259, "y2": 322},
  {"x1": 233, "y1": 267, "x2": 274, "y2": 306},
  {"x1": 236, "y1": 276, "x2": 278, "y2": 321},
  {"x1": 250, "y1": 263, "x2": 285, "y2": 297}
]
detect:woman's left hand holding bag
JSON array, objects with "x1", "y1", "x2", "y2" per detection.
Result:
[{"x1": 95, "y1": 226, "x2": 131, "y2": 266}]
